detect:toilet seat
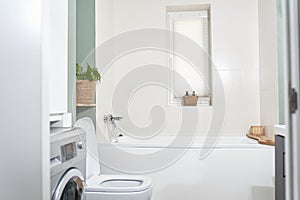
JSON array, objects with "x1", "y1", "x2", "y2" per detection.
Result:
[{"x1": 86, "y1": 175, "x2": 152, "y2": 193}]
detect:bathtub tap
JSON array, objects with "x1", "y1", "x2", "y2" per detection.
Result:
[
  {"x1": 103, "y1": 114, "x2": 123, "y2": 143},
  {"x1": 104, "y1": 114, "x2": 123, "y2": 122}
]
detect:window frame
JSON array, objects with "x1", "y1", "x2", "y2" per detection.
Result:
[{"x1": 166, "y1": 5, "x2": 212, "y2": 106}]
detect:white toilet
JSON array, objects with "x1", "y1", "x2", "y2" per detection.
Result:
[{"x1": 75, "y1": 117, "x2": 152, "y2": 200}]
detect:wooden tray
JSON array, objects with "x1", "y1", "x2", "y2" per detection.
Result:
[{"x1": 246, "y1": 133, "x2": 275, "y2": 146}]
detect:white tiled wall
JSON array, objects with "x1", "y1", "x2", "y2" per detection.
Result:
[
  {"x1": 96, "y1": 0, "x2": 263, "y2": 136},
  {"x1": 258, "y1": 0, "x2": 279, "y2": 136},
  {"x1": 95, "y1": 0, "x2": 115, "y2": 134}
]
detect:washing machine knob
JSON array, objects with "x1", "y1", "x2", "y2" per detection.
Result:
[{"x1": 77, "y1": 141, "x2": 83, "y2": 149}]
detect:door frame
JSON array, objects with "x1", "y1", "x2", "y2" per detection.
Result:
[{"x1": 281, "y1": 0, "x2": 300, "y2": 199}]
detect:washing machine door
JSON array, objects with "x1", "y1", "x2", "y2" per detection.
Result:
[{"x1": 52, "y1": 168, "x2": 84, "y2": 200}]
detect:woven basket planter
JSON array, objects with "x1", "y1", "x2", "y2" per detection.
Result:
[
  {"x1": 76, "y1": 80, "x2": 96, "y2": 104},
  {"x1": 183, "y1": 95, "x2": 199, "y2": 106},
  {"x1": 249, "y1": 126, "x2": 264, "y2": 136}
]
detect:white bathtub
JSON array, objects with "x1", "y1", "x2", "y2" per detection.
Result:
[{"x1": 98, "y1": 136, "x2": 275, "y2": 200}]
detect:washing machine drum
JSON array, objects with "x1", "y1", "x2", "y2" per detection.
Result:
[{"x1": 52, "y1": 168, "x2": 84, "y2": 200}]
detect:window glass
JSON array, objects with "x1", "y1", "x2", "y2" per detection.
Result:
[
  {"x1": 60, "y1": 179, "x2": 82, "y2": 200},
  {"x1": 168, "y1": 10, "x2": 211, "y2": 103}
]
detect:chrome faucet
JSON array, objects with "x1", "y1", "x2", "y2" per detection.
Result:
[
  {"x1": 103, "y1": 114, "x2": 123, "y2": 122},
  {"x1": 103, "y1": 114, "x2": 123, "y2": 143}
]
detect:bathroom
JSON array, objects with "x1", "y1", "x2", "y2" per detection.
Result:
[
  {"x1": 78, "y1": 0, "x2": 281, "y2": 199},
  {"x1": 1, "y1": 0, "x2": 299, "y2": 200}
]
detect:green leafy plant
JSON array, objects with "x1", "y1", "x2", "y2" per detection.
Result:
[{"x1": 76, "y1": 63, "x2": 101, "y2": 82}]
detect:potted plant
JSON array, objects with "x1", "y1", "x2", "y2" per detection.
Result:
[{"x1": 76, "y1": 63, "x2": 101, "y2": 104}]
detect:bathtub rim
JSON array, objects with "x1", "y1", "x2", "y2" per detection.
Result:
[{"x1": 99, "y1": 136, "x2": 274, "y2": 149}]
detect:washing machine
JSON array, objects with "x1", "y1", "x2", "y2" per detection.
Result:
[{"x1": 50, "y1": 127, "x2": 86, "y2": 200}]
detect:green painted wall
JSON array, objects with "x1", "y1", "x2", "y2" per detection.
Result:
[
  {"x1": 277, "y1": 0, "x2": 285, "y2": 124},
  {"x1": 76, "y1": 0, "x2": 96, "y2": 126},
  {"x1": 76, "y1": 0, "x2": 95, "y2": 66}
]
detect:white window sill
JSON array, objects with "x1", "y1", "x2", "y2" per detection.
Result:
[{"x1": 168, "y1": 96, "x2": 212, "y2": 107}]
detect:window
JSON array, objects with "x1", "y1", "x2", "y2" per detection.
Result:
[{"x1": 167, "y1": 6, "x2": 211, "y2": 105}]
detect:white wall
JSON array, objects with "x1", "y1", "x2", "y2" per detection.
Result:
[
  {"x1": 0, "y1": 0, "x2": 49, "y2": 199},
  {"x1": 258, "y1": 0, "x2": 279, "y2": 135},
  {"x1": 95, "y1": 0, "x2": 116, "y2": 135},
  {"x1": 96, "y1": 0, "x2": 261, "y2": 136}
]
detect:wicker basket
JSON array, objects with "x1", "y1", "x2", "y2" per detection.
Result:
[
  {"x1": 76, "y1": 80, "x2": 96, "y2": 104},
  {"x1": 183, "y1": 95, "x2": 199, "y2": 106},
  {"x1": 249, "y1": 126, "x2": 264, "y2": 136}
]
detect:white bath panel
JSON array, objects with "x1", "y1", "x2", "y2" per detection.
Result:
[{"x1": 100, "y1": 136, "x2": 274, "y2": 200}]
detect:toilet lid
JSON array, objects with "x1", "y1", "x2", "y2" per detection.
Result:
[{"x1": 86, "y1": 175, "x2": 152, "y2": 193}]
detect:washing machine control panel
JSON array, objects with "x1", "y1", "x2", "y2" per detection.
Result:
[
  {"x1": 61, "y1": 142, "x2": 77, "y2": 162},
  {"x1": 50, "y1": 128, "x2": 86, "y2": 176}
]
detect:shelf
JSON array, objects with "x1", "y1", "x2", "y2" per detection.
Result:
[
  {"x1": 76, "y1": 103, "x2": 96, "y2": 107},
  {"x1": 49, "y1": 114, "x2": 63, "y2": 122}
]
